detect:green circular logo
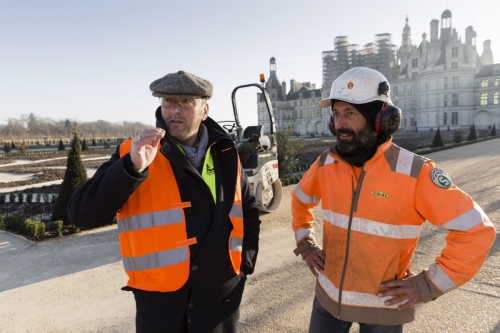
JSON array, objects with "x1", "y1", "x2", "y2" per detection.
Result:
[{"x1": 430, "y1": 168, "x2": 452, "y2": 188}]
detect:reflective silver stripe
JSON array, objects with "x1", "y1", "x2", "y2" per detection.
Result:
[
  {"x1": 395, "y1": 148, "x2": 414, "y2": 176},
  {"x1": 428, "y1": 263, "x2": 457, "y2": 292},
  {"x1": 323, "y1": 210, "x2": 422, "y2": 239},
  {"x1": 230, "y1": 204, "x2": 243, "y2": 218},
  {"x1": 294, "y1": 184, "x2": 320, "y2": 205},
  {"x1": 441, "y1": 202, "x2": 489, "y2": 231},
  {"x1": 295, "y1": 228, "x2": 314, "y2": 242},
  {"x1": 123, "y1": 247, "x2": 188, "y2": 271},
  {"x1": 118, "y1": 209, "x2": 184, "y2": 233},
  {"x1": 318, "y1": 272, "x2": 401, "y2": 308},
  {"x1": 230, "y1": 237, "x2": 243, "y2": 252}
]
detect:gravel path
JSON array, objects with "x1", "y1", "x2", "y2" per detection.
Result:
[{"x1": 0, "y1": 139, "x2": 498, "y2": 333}]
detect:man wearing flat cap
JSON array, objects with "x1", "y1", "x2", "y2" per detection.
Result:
[{"x1": 68, "y1": 71, "x2": 261, "y2": 332}]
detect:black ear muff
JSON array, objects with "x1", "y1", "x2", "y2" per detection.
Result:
[
  {"x1": 329, "y1": 114, "x2": 336, "y2": 135},
  {"x1": 375, "y1": 104, "x2": 401, "y2": 136}
]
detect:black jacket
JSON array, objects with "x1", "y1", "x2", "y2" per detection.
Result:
[{"x1": 68, "y1": 108, "x2": 261, "y2": 333}]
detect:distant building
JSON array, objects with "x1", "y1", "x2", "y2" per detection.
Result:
[
  {"x1": 392, "y1": 10, "x2": 497, "y2": 130},
  {"x1": 260, "y1": 9, "x2": 498, "y2": 134},
  {"x1": 474, "y1": 64, "x2": 500, "y2": 128},
  {"x1": 257, "y1": 57, "x2": 331, "y2": 135},
  {"x1": 322, "y1": 34, "x2": 397, "y2": 88}
]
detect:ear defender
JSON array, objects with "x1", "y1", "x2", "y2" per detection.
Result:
[
  {"x1": 375, "y1": 104, "x2": 401, "y2": 136},
  {"x1": 329, "y1": 114, "x2": 336, "y2": 135}
]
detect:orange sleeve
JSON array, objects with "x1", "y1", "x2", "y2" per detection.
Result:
[
  {"x1": 415, "y1": 160, "x2": 496, "y2": 290},
  {"x1": 291, "y1": 157, "x2": 322, "y2": 244}
]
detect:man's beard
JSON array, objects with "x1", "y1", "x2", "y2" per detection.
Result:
[{"x1": 335, "y1": 124, "x2": 378, "y2": 155}]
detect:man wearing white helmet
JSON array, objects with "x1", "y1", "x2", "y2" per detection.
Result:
[{"x1": 291, "y1": 67, "x2": 495, "y2": 332}]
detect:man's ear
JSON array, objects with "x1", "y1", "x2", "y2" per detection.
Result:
[{"x1": 203, "y1": 102, "x2": 209, "y2": 121}]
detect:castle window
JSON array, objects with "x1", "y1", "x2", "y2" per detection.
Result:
[
  {"x1": 411, "y1": 84, "x2": 417, "y2": 95},
  {"x1": 412, "y1": 72, "x2": 417, "y2": 79},
  {"x1": 494, "y1": 92, "x2": 499, "y2": 105},
  {"x1": 444, "y1": 95, "x2": 448, "y2": 107},
  {"x1": 452, "y1": 47, "x2": 458, "y2": 58},
  {"x1": 452, "y1": 76, "x2": 459, "y2": 89},
  {"x1": 443, "y1": 112, "x2": 448, "y2": 125},
  {"x1": 494, "y1": 78, "x2": 499, "y2": 86},
  {"x1": 299, "y1": 93, "x2": 303, "y2": 99},
  {"x1": 480, "y1": 93, "x2": 488, "y2": 105},
  {"x1": 452, "y1": 94, "x2": 459, "y2": 107},
  {"x1": 451, "y1": 112, "x2": 458, "y2": 125},
  {"x1": 412, "y1": 59, "x2": 418, "y2": 68},
  {"x1": 481, "y1": 79, "x2": 488, "y2": 88},
  {"x1": 444, "y1": 77, "x2": 448, "y2": 89},
  {"x1": 451, "y1": 62, "x2": 458, "y2": 68},
  {"x1": 311, "y1": 92, "x2": 315, "y2": 98},
  {"x1": 410, "y1": 100, "x2": 416, "y2": 111}
]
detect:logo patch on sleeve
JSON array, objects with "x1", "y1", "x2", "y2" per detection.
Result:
[{"x1": 430, "y1": 168, "x2": 452, "y2": 188}]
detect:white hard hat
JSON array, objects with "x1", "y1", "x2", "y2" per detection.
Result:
[{"x1": 318, "y1": 67, "x2": 392, "y2": 108}]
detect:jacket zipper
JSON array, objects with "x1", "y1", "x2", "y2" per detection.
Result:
[{"x1": 337, "y1": 167, "x2": 366, "y2": 319}]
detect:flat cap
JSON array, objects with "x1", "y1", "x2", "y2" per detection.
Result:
[{"x1": 150, "y1": 70, "x2": 213, "y2": 99}]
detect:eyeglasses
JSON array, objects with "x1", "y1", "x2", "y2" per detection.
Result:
[{"x1": 159, "y1": 97, "x2": 202, "y2": 110}]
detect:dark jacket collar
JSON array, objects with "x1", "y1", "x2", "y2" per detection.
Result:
[{"x1": 154, "y1": 106, "x2": 232, "y2": 148}]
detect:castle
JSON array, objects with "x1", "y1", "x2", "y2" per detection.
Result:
[{"x1": 258, "y1": 9, "x2": 499, "y2": 134}]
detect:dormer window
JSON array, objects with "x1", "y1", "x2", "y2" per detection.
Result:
[{"x1": 299, "y1": 93, "x2": 303, "y2": 99}]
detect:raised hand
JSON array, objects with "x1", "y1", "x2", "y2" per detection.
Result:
[{"x1": 130, "y1": 128, "x2": 166, "y2": 172}]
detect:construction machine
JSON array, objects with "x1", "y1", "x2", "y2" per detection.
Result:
[{"x1": 218, "y1": 74, "x2": 282, "y2": 213}]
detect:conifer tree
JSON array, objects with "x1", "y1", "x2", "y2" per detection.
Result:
[
  {"x1": 52, "y1": 126, "x2": 87, "y2": 224},
  {"x1": 58, "y1": 139, "x2": 65, "y2": 151},
  {"x1": 81, "y1": 138, "x2": 89, "y2": 151},
  {"x1": 11, "y1": 141, "x2": 16, "y2": 149},
  {"x1": 490, "y1": 124, "x2": 497, "y2": 136},
  {"x1": 430, "y1": 127, "x2": 444, "y2": 148},
  {"x1": 92, "y1": 138, "x2": 96, "y2": 146},
  {"x1": 466, "y1": 124, "x2": 477, "y2": 141}
]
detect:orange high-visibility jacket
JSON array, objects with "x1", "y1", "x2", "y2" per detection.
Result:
[
  {"x1": 292, "y1": 140, "x2": 496, "y2": 325},
  {"x1": 117, "y1": 139, "x2": 244, "y2": 292}
]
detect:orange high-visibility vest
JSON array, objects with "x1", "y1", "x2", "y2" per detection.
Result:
[{"x1": 117, "y1": 139, "x2": 243, "y2": 292}]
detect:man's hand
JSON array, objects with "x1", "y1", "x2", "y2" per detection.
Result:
[
  {"x1": 377, "y1": 268, "x2": 423, "y2": 310},
  {"x1": 304, "y1": 248, "x2": 325, "y2": 278},
  {"x1": 130, "y1": 128, "x2": 166, "y2": 172}
]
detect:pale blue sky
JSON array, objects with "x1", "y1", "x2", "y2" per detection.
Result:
[{"x1": 1, "y1": 0, "x2": 499, "y2": 129}]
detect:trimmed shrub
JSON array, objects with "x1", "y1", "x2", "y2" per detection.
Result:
[
  {"x1": 5, "y1": 215, "x2": 24, "y2": 232},
  {"x1": 489, "y1": 124, "x2": 497, "y2": 136},
  {"x1": 3, "y1": 143, "x2": 11, "y2": 153},
  {"x1": 466, "y1": 124, "x2": 477, "y2": 141},
  {"x1": 50, "y1": 194, "x2": 58, "y2": 204},
  {"x1": 53, "y1": 220, "x2": 63, "y2": 237},
  {"x1": 24, "y1": 219, "x2": 45, "y2": 240},
  {"x1": 0, "y1": 194, "x2": 5, "y2": 204},
  {"x1": 71, "y1": 225, "x2": 80, "y2": 234},
  {"x1": 58, "y1": 139, "x2": 65, "y2": 151},
  {"x1": 276, "y1": 129, "x2": 304, "y2": 177},
  {"x1": 52, "y1": 126, "x2": 88, "y2": 224},
  {"x1": 26, "y1": 193, "x2": 33, "y2": 203},
  {"x1": 430, "y1": 128, "x2": 444, "y2": 148},
  {"x1": 453, "y1": 130, "x2": 463, "y2": 143},
  {"x1": 20, "y1": 141, "x2": 27, "y2": 155},
  {"x1": 81, "y1": 139, "x2": 89, "y2": 151},
  {"x1": 0, "y1": 215, "x2": 5, "y2": 228}
]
